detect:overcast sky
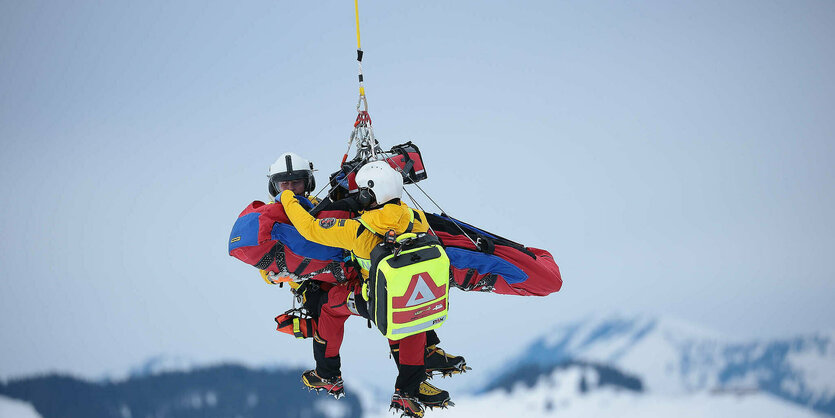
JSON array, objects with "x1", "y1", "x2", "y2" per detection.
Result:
[{"x1": 1, "y1": 0, "x2": 833, "y2": 388}]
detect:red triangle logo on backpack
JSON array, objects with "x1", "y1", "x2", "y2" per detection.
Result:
[{"x1": 393, "y1": 273, "x2": 445, "y2": 308}]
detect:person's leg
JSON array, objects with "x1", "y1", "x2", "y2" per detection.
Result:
[
  {"x1": 313, "y1": 284, "x2": 353, "y2": 379},
  {"x1": 426, "y1": 330, "x2": 440, "y2": 347},
  {"x1": 389, "y1": 332, "x2": 453, "y2": 414},
  {"x1": 302, "y1": 283, "x2": 355, "y2": 398},
  {"x1": 389, "y1": 332, "x2": 428, "y2": 417},
  {"x1": 392, "y1": 330, "x2": 469, "y2": 378},
  {"x1": 391, "y1": 332, "x2": 426, "y2": 395}
]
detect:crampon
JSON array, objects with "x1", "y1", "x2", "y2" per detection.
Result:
[
  {"x1": 425, "y1": 345, "x2": 472, "y2": 379},
  {"x1": 301, "y1": 369, "x2": 345, "y2": 400},
  {"x1": 390, "y1": 381, "x2": 454, "y2": 417},
  {"x1": 390, "y1": 390, "x2": 425, "y2": 418}
]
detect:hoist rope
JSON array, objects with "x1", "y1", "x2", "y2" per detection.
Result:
[
  {"x1": 354, "y1": 0, "x2": 362, "y2": 51},
  {"x1": 355, "y1": 0, "x2": 368, "y2": 112},
  {"x1": 402, "y1": 186, "x2": 439, "y2": 238},
  {"x1": 339, "y1": 0, "x2": 378, "y2": 167},
  {"x1": 321, "y1": 2, "x2": 475, "y2": 248}
]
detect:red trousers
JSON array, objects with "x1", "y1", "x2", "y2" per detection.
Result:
[{"x1": 314, "y1": 281, "x2": 426, "y2": 393}]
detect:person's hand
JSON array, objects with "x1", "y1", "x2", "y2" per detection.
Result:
[{"x1": 279, "y1": 189, "x2": 296, "y2": 204}]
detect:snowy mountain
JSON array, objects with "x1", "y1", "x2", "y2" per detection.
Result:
[
  {"x1": 3, "y1": 315, "x2": 833, "y2": 417},
  {"x1": 437, "y1": 364, "x2": 820, "y2": 418},
  {"x1": 481, "y1": 314, "x2": 835, "y2": 416}
]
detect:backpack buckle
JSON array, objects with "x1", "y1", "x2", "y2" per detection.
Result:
[{"x1": 384, "y1": 229, "x2": 397, "y2": 246}]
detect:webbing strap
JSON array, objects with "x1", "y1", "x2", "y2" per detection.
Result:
[
  {"x1": 358, "y1": 218, "x2": 378, "y2": 236},
  {"x1": 353, "y1": 254, "x2": 372, "y2": 271},
  {"x1": 462, "y1": 268, "x2": 477, "y2": 290},
  {"x1": 293, "y1": 258, "x2": 312, "y2": 276},
  {"x1": 292, "y1": 319, "x2": 304, "y2": 339}
]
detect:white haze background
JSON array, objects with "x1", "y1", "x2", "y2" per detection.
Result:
[{"x1": 1, "y1": 0, "x2": 834, "y2": 402}]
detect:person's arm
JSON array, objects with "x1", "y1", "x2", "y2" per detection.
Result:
[
  {"x1": 280, "y1": 190, "x2": 360, "y2": 250},
  {"x1": 310, "y1": 195, "x2": 363, "y2": 217}
]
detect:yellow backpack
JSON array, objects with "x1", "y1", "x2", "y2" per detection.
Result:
[{"x1": 366, "y1": 230, "x2": 450, "y2": 340}]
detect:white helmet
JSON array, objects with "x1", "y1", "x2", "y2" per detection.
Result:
[
  {"x1": 355, "y1": 161, "x2": 403, "y2": 207},
  {"x1": 268, "y1": 152, "x2": 315, "y2": 197}
]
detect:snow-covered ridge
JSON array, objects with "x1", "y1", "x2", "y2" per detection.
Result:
[
  {"x1": 486, "y1": 313, "x2": 835, "y2": 416},
  {"x1": 0, "y1": 395, "x2": 41, "y2": 418},
  {"x1": 445, "y1": 364, "x2": 820, "y2": 418}
]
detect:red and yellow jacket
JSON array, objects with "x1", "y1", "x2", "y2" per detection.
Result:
[{"x1": 279, "y1": 189, "x2": 429, "y2": 280}]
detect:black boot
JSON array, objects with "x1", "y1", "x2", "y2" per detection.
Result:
[
  {"x1": 424, "y1": 345, "x2": 470, "y2": 378},
  {"x1": 391, "y1": 343, "x2": 470, "y2": 379}
]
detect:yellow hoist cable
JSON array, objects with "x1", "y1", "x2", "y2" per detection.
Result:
[
  {"x1": 354, "y1": 0, "x2": 366, "y2": 101},
  {"x1": 354, "y1": 0, "x2": 362, "y2": 50}
]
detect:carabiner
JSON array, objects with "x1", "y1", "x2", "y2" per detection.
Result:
[{"x1": 357, "y1": 94, "x2": 368, "y2": 112}]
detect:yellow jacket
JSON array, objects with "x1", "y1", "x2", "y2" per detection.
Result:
[{"x1": 279, "y1": 189, "x2": 429, "y2": 279}]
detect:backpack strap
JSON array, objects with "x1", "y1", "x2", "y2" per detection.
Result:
[
  {"x1": 410, "y1": 209, "x2": 422, "y2": 225},
  {"x1": 358, "y1": 219, "x2": 383, "y2": 237},
  {"x1": 405, "y1": 210, "x2": 415, "y2": 234}
]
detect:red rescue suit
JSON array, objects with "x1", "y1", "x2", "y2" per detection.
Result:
[{"x1": 280, "y1": 190, "x2": 432, "y2": 394}]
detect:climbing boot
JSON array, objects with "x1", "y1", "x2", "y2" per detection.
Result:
[
  {"x1": 416, "y1": 381, "x2": 454, "y2": 410},
  {"x1": 424, "y1": 345, "x2": 471, "y2": 378},
  {"x1": 390, "y1": 389, "x2": 425, "y2": 418},
  {"x1": 301, "y1": 369, "x2": 345, "y2": 399}
]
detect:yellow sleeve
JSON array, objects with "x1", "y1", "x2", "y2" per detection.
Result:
[{"x1": 280, "y1": 190, "x2": 360, "y2": 251}]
